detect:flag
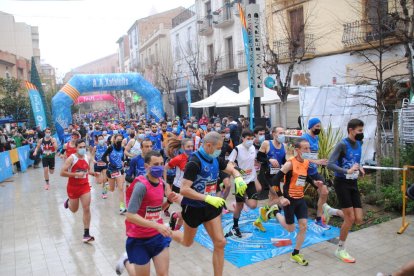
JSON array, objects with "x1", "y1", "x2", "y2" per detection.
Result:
[{"x1": 25, "y1": 81, "x2": 47, "y2": 130}]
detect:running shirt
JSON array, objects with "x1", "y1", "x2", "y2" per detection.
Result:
[
  {"x1": 167, "y1": 153, "x2": 188, "y2": 188},
  {"x1": 147, "y1": 132, "x2": 163, "y2": 151},
  {"x1": 334, "y1": 138, "x2": 362, "y2": 179},
  {"x1": 228, "y1": 144, "x2": 257, "y2": 183},
  {"x1": 67, "y1": 154, "x2": 90, "y2": 186},
  {"x1": 267, "y1": 140, "x2": 286, "y2": 174},
  {"x1": 108, "y1": 146, "x2": 124, "y2": 171},
  {"x1": 41, "y1": 138, "x2": 56, "y2": 158},
  {"x1": 129, "y1": 139, "x2": 141, "y2": 157},
  {"x1": 94, "y1": 144, "x2": 107, "y2": 166},
  {"x1": 127, "y1": 155, "x2": 146, "y2": 178},
  {"x1": 283, "y1": 157, "x2": 309, "y2": 199},
  {"x1": 65, "y1": 142, "x2": 77, "y2": 158},
  {"x1": 125, "y1": 175, "x2": 164, "y2": 238},
  {"x1": 302, "y1": 133, "x2": 319, "y2": 175}
]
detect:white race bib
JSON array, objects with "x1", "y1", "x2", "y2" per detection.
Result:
[
  {"x1": 144, "y1": 206, "x2": 162, "y2": 221},
  {"x1": 296, "y1": 175, "x2": 306, "y2": 187},
  {"x1": 270, "y1": 167, "x2": 280, "y2": 175},
  {"x1": 346, "y1": 171, "x2": 359, "y2": 180}
]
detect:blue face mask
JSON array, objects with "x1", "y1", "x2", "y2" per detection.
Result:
[
  {"x1": 210, "y1": 149, "x2": 221, "y2": 158},
  {"x1": 77, "y1": 148, "x2": 86, "y2": 155},
  {"x1": 150, "y1": 165, "x2": 164, "y2": 178},
  {"x1": 259, "y1": 135, "x2": 265, "y2": 143},
  {"x1": 277, "y1": 135, "x2": 286, "y2": 144},
  {"x1": 113, "y1": 130, "x2": 118, "y2": 135},
  {"x1": 138, "y1": 134, "x2": 145, "y2": 140},
  {"x1": 184, "y1": 149, "x2": 193, "y2": 156}
]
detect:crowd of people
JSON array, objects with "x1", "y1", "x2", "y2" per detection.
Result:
[{"x1": 18, "y1": 111, "x2": 413, "y2": 276}]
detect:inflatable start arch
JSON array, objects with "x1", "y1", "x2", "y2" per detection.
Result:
[{"x1": 52, "y1": 73, "x2": 164, "y2": 140}]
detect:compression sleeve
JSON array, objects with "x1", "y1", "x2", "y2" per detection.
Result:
[
  {"x1": 327, "y1": 141, "x2": 348, "y2": 174},
  {"x1": 270, "y1": 170, "x2": 285, "y2": 196},
  {"x1": 257, "y1": 151, "x2": 269, "y2": 165},
  {"x1": 101, "y1": 146, "x2": 113, "y2": 164}
]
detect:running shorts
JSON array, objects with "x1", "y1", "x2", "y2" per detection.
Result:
[
  {"x1": 67, "y1": 183, "x2": 91, "y2": 199},
  {"x1": 236, "y1": 181, "x2": 259, "y2": 202},
  {"x1": 94, "y1": 164, "x2": 107, "y2": 173},
  {"x1": 181, "y1": 204, "x2": 222, "y2": 228},
  {"x1": 126, "y1": 234, "x2": 171, "y2": 265},
  {"x1": 106, "y1": 169, "x2": 124, "y2": 179},
  {"x1": 283, "y1": 197, "x2": 308, "y2": 225},
  {"x1": 42, "y1": 158, "x2": 55, "y2": 170},
  {"x1": 334, "y1": 178, "x2": 362, "y2": 209}
]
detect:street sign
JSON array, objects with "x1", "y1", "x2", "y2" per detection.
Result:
[
  {"x1": 264, "y1": 76, "x2": 275, "y2": 89},
  {"x1": 246, "y1": 4, "x2": 263, "y2": 97}
]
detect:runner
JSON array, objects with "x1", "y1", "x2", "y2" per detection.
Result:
[
  {"x1": 163, "y1": 138, "x2": 194, "y2": 231},
  {"x1": 125, "y1": 139, "x2": 153, "y2": 183},
  {"x1": 60, "y1": 139, "x2": 95, "y2": 243},
  {"x1": 91, "y1": 134, "x2": 108, "y2": 199},
  {"x1": 302, "y1": 118, "x2": 344, "y2": 229},
  {"x1": 225, "y1": 130, "x2": 261, "y2": 238},
  {"x1": 61, "y1": 131, "x2": 80, "y2": 159},
  {"x1": 269, "y1": 138, "x2": 322, "y2": 266},
  {"x1": 217, "y1": 130, "x2": 233, "y2": 206},
  {"x1": 116, "y1": 151, "x2": 174, "y2": 276},
  {"x1": 172, "y1": 132, "x2": 247, "y2": 276},
  {"x1": 327, "y1": 118, "x2": 365, "y2": 263},
  {"x1": 102, "y1": 133, "x2": 127, "y2": 214},
  {"x1": 33, "y1": 127, "x2": 58, "y2": 190},
  {"x1": 255, "y1": 126, "x2": 287, "y2": 231},
  {"x1": 147, "y1": 123, "x2": 163, "y2": 151}
]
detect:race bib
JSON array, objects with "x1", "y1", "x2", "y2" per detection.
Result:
[
  {"x1": 296, "y1": 175, "x2": 306, "y2": 187},
  {"x1": 144, "y1": 206, "x2": 162, "y2": 221},
  {"x1": 97, "y1": 162, "x2": 106, "y2": 167},
  {"x1": 346, "y1": 171, "x2": 359, "y2": 180},
  {"x1": 44, "y1": 150, "x2": 52, "y2": 155},
  {"x1": 75, "y1": 169, "x2": 87, "y2": 179},
  {"x1": 204, "y1": 180, "x2": 217, "y2": 196},
  {"x1": 110, "y1": 170, "x2": 121, "y2": 178},
  {"x1": 270, "y1": 167, "x2": 280, "y2": 175}
]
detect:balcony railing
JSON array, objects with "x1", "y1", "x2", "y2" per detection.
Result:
[
  {"x1": 272, "y1": 34, "x2": 316, "y2": 61},
  {"x1": 168, "y1": 76, "x2": 198, "y2": 90},
  {"x1": 342, "y1": 17, "x2": 403, "y2": 47},
  {"x1": 213, "y1": 3, "x2": 234, "y2": 28},
  {"x1": 172, "y1": 4, "x2": 196, "y2": 28},
  {"x1": 197, "y1": 15, "x2": 214, "y2": 36},
  {"x1": 203, "y1": 52, "x2": 247, "y2": 75}
]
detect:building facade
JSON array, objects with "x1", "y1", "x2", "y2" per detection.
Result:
[
  {"x1": 40, "y1": 63, "x2": 56, "y2": 92},
  {"x1": 0, "y1": 11, "x2": 40, "y2": 80}
]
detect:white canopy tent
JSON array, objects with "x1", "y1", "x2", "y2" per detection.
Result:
[
  {"x1": 190, "y1": 86, "x2": 238, "y2": 108},
  {"x1": 215, "y1": 86, "x2": 299, "y2": 107}
]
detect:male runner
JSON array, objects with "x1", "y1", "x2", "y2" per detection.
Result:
[
  {"x1": 302, "y1": 118, "x2": 343, "y2": 228},
  {"x1": 327, "y1": 118, "x2": 365, "y2": 263},
  {"x1": 125, "y1": 139, "x2": 153, "y2": 183},
  {"x1": 33, "y1": 127, "x2": 58, "y2": 190},
  {"x1": 117, "y1": 151, "x2": 173, "y2": 276},
  {"x1": 91, "y1": 134, "x2": 108, "y2": 199},
  {"x1": 172, "y1": 132, "x2": 247, "y2": 276},
  {"x1": 225, "y1": 130, "x2": 262, "y2": 238},
  {"x1": 60, "y1": 139, "x2": 95, "y2": 243},
  {"x1": 147, "y1": 123, "x2": 163, "y2": 151},
  {"x1": 269, "y1": 138, "x2": 323, "y2": 266}
]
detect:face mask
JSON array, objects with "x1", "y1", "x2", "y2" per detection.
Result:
[
  {"x1": 244, "y1": 140, "x2": 253, "y2": 148},
  {"x1": 215, "y1": 127, "x2": 221, "y2": 132},
  {"x1": 184, "y1": 149, "x2": 193, "y2": 155},
  {"x1": 225, "y1": 133, "x2": 230, "y2": 139},
  {"x1": 116, "y1": 141, "x2": 122, "y2": 147},
  {"x1": 313, "y1": 129, "x2": 321, "y2": 135},
  {"x1": 113, "y1": 130, "x2": 118, "y2": 135},
  {"x1": 355, "y1": 133, "x2": 364, "y2": 141},
  {"x1": 145, "y1": 131, "x2": 151, "y2": 135},
  {"x1": 302, "y1": 152, "x2": 312, "y2": 159},
  {"x1": 138, "y1": 134, "x2": 145, "y2": 140},
  {"x1": 162, "y1": 129, "x2": 166, "y2": 132},
  {"x1": 45, "y1": 133, "x2": 51, "y2": 138},
  {"x1": 152, "y1": 130, "x2": 157, "y2": 133},
  {"x1": 209, "y1": 149, "x2": 221, "y2": 159},
  {"x1": 172, "y1": 127, "x2": 177, "y2": 132},
  {"x1": 77, "y1": 148, "x2": 86, "y2": 155},
  {"x1": 277, "y1": 135, "x2": 286, "y2": 144},
  {"x1": 259, "y1": 135, "x2": 265, "y2": 143},
  {"x1": 167, "y1": 122, "x2": 172, "y2": 126},
  {"x1": 150, "y1": 165, "x2": 164, "y2": 178},
  {"x1": 192, "y1": 133, "x2": 196, "y2": 138},
  {"x1": 103, "y1": 131, "x2": 107, "y2": 135},
  {"x1": 98, "y1": 140, "x2": 105, "y2": 145},
  {"x1": 130, "y1": 133, "x2": 135, "y2": 138},
  {"x1": 193, "y1": 124, "x2": 198, "y2": 128},
  {"x1": 64, "y1": 132, "x2": 68, "y2": 135}
]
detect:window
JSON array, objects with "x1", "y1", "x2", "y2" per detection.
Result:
[
  {"x1": 175, "y1": 33, "x2": 181, "y2": 59},
  {"x1": 187, "y1": 27, "x2": 192, "y2": 52},
  {"x1": 226, "y1": 37, "x2": 234, "y2": 69},
  {"x1": 205, "y1": 1, "x2": 211, "y2": 15},
  {"x1": 207, "y1": 44, "x2": 214, "y2": 71},
  {"x1": 289, "y1": 7, "x2": 305, "y2": 55}
]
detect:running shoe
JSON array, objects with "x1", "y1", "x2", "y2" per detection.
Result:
[
  {"x1": 335, "y1": 248, "x2": 356, "y2": 263},
  {"x1": 119, "y1": 203, "x2": 127, "y2": 215},
  {"x1": 315, "y1": 219, "x2": 331, "y2": 230},
  {"x1": 115, "y1": 252, "x2": 128, "y2": 275},
  {"x1": 224, "y1": 226, "x2": 242, "y2": 238},
  {"x1": 266, "y1": 205, "x2": 279, "y2": 219},
  {"x1": 322, "y1": 203, "x2": 332, "y2": 224},
  {"x1": 164, "y1": 210, "x2": 171, "y2": 217},
  {"x1": 259, "y1": 206, "x2": 269, "y2": 222},
  {"x1": 63, "y1": 198, "x2": 69, "y2": 209},
  {"x1": 290, "y1": 253, "x2": 309, "y2": 266},
  {"x1": 44, "y1": 184, "x2": 49, "y2": 190},
  {"x1": 253, "y1": 219, "x2": 266, "y2": 232},
  {"x1": 82, "y1": 234, "x2": 95, "y2": 243},
  {"x1": 169, "y1": 212, "x2": 178, "y2": 230}
]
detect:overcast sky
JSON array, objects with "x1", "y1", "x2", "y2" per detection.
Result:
[{"x1": 0, "y1": 0, "x2": 194, "y2": 80}]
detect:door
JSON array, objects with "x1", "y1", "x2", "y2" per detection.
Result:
[{"x1": 289, "y1": 7, "x2": 304, "y2": 56}]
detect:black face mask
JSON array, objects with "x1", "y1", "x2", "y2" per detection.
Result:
[
  {"x1": 130, "y1": 134, "x2": 135, "y2": 139},
  {"x1": 312, "y1": 129, "x2": 321, "y2": 135},
  {"x1": 116, "y1": 141, "x2": 122, "y2": 147},
  {"x1": 355, "y1": 133, "x2": 364, "y2": 141}
]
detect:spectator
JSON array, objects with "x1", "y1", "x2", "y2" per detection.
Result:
[
  {"x1": 198, "y1": 114, "x2": 209, "y2": 126},
  {"x1": 0, "y1": 129, "x2": 8, "y2": 152}
]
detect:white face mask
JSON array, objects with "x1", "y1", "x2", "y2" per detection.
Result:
[
  {"x1": 225, "y1": 133, "x2": 230, "y2": 139},
  {"x1": 244, "y1": 140, "x2": 253, "y2": 148}
]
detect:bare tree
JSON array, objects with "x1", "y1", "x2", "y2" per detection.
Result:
[
  {"x1": 342, "y1": 0, "x2": 410, "y2": 189},
  {"x1": 263, "y1": 3, "x2": 316, "y2": 127},
  {"x1": 155, "y1": 47, "x2": 177, "y2": 117}
]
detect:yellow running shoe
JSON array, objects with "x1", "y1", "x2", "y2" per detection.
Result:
[
  {"x1": 290, "y1": 254, "x2": 309, "y2": 266},
  {"x1": 259, "y1": 206, "x2": 269, "y2": 222},
  {"x1": 266, "y1": 204, "x2": 279, "y2": 219},
  {"x1": 323, "y1": 203, "x2": 332, "y2": 225},
  {"x1": 335, "y1": 248, "x2": 356, "y2": 263},
  {"x1": 253, "y1": 219, "x2": 266, "y2": 232}
]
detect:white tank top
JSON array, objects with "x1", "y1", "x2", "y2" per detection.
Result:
[{"x1": 129, "y1": 140, "x2": 141, "y2": 156}]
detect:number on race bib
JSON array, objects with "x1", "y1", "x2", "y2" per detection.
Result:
[
  {"x1": 204, "y1": 180, "x2": 217, "y2": 196},
  {"x1": 346, "y1": 171, "x2": 359, "y2": 180},
  {"x1": 296, "y1": 175, "x2": 306, "y2": 187},
  {"x1": 110, "y1": 171, "x2": 121, "y2": 178},
  {"x1": 270, "y1": 167, "x2": 280, "y2": 175},
  {"x1": 144, "y1": 206, "x2": 162, "y2": 221},
  {"x1": 97, "y1": 162, "x2": 106, "y2": 167}
]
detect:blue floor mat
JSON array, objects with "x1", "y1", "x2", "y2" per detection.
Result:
[{"x1": 194, "y1": 208, "x2": 340, "y2": 267}]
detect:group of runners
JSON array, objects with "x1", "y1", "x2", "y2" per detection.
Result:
[{"x1": 34, "y1": 115, "x2": 368, "y2": 276}]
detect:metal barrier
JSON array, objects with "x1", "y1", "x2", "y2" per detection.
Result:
[{"x1": 398, "y1": 165, "x2": 414, "y2": 234}]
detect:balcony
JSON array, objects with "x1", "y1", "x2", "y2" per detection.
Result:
[
  {"x1": 342, "y1": 17, "x2": 403, "y2": 48},
  {"x1": 213, "y1": 4, "x2": 234, "y2": 28},
  {"x1": 204, "y1": 52, "x2": 247, "y2": 75},
  {"x1": 168, "y1": 76, "x2": 197, "y2": 90},
  {"x1": 272, "y1": 34, "x2": 316, "y2": 61},
  {"x1": 197, "y1": 15, "x2": 214, "y2": 36},
  {"x1": 172, "y1": 4, "x2": 196, "y2": 28}
]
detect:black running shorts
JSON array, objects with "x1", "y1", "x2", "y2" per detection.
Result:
[
  {"x1": 236, "y1": 181, "x2": 259, "y2": 202},
  {"x1": 334, "y1": 178, "x2": 362, "y2": 209},
  {"x1": 283, "y1": 197, "x2": 308, "y2": 225},
  {"x1": 42, "y1": 158, "x2": 55, "y2": 170},
  {"x1": 181, "y1": 204, "x2": 222, "y2": 228}
]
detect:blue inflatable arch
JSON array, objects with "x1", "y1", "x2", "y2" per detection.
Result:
[{"x1": 52, "y1": 73, "x2": 164, "y2": 140}]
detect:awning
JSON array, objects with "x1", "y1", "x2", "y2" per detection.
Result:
[{"x1": 190, "y1": 86, "x2": 239, "y2": 108}]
